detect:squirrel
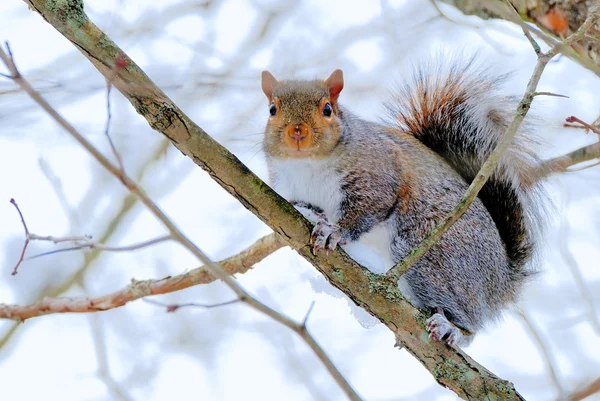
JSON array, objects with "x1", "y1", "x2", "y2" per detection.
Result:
[{"x1": 260, "y1": 60, "x2": 546, "y2": 347}]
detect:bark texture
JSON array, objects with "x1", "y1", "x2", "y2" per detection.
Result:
[
  {"x1": 441, "y1": 0, "x2": 600, "y2": 77},
  {"x1": 17, "y1": 0, "x2": 528, "y2": 399}
]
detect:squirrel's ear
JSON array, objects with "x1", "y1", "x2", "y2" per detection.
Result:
[
  {"x1": 261, "y1": 71, "x2": 278, "y2": 101},
  {"x1": 325, "y1": 69, "x2": 344, "y2": 102}
]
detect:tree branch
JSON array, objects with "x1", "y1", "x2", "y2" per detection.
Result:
[
  {"x1": 0, "y1": 232, "x2": 285, "y2": 321},
  {"x1": 8, "y1": 198, "x2": 174, "y2": 265},
  {"x1": 5, "y1": 1, "x2": 537, "y2": 399}
]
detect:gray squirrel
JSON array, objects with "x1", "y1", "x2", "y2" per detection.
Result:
[{"x1": 260, "y1": 60, "x2": 546, "y2": 347}]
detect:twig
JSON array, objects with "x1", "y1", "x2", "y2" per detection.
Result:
[
  {"x1": 302, "y1": 301, "x2": 316, "y2": 327},
  {"x1": 533, "y1": 91, "x2": 569, "y2": 98},
  {"x1": 8, "y1": 197, "x2": 173, "y2": 265},
  {"x1": 9, "y1": 198, "x2": 30, "y2": 276},
  {"x1": 143, "y1": 298, "x2": 240, "y2": 312},
  {"x1": 387, "y1": 3, "x2": 600, "y2": 280},
  {"x1": 565, "y1": 115, "x2": 600, "y2": 135},
  {"x1": 104, "y1": 53, "x2": 127, "y2": 174},
  {"x1": 0, "y1": 142, "x2": 172, "y2": 351},
  {"x1": 26, "y1": 234, "x2": 172, "y2": 260},
  {"x1": 0, "y1": 232, "x2": 284, "y2": 320}
]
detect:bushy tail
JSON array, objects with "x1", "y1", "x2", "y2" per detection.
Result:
[{"x1": 388, "y1": 58, "x2": 546, "y2": 273}]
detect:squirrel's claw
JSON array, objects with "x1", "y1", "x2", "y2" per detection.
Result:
[{"x1": 311, "y1": 219, "x2": 342, "y2": 254}]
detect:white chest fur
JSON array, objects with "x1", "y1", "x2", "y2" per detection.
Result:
[{"x1": 269, "y1": 158, "x2": 343, "y2": 222}]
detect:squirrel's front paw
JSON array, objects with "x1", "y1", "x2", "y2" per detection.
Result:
[{"x1": 310, "y1": 219, "x2": 346, "y2": 254}]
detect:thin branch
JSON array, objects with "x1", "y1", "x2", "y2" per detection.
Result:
[
  {"x1": 8, "y1": 197, "x2": 173, "y2": 264},
  {"x1": 565, "y1": 115, "x2": 600, "y2": 135},
  {"x1": 9, "y1": 198, "x2": 31, "y2": 276},
  {"x1": 502, "y1": 1, "x2": 542, "y2": 55},
  {"x1": 388, "y1": 4, "x2": 600, "y2": 280},
  {"x1": 0, "y1": 232, "x2": 285, "y2": 320},
  {"x1": 302, "y1": 301, "x2": 316, "y2": 328},
  {"x1": 26, "y1": 234, "x2": 172, "y2": 260},
  {"x1": 104, "y1": 52, "x2": 126, "y2": 173},
  {"x1": 564, "y1": 160, "x2": 600, "y2": 173},
  {"x1": 143, "y1": 298, "x2": 241, "y2": 312},
  {"x1": 533, "y1": 91, "x2": 569, "y2": 98}
]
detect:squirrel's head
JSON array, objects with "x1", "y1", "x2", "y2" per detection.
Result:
[{"x1": 261, "y1": 69, "x2": 344, "y2": 159}]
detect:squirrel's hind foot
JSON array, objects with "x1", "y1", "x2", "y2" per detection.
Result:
[{"x1": 426, "y1": 312, "x2": 472, "y2": 348}]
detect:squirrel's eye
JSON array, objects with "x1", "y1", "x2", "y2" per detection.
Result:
[
  {"x1": 323, "y1": 103, "x2": 332, "y2": 117},
  {"x1": 269, "y1": 103, "x2": 277, "y2": 116}
]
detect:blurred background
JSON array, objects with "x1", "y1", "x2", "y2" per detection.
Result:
[{"x1": 0, "y1": 0, "x2": 599, "y2": 400}]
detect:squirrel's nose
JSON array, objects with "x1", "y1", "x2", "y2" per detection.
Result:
[{"x1": 290, "y1": 125, "x2": 307, "y2": 141}]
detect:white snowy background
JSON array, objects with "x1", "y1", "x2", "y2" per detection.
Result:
[{"x1": 0, "y1": 1, "x2": 599, "y2": 400}]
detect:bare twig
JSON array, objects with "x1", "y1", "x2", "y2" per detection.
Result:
[
  {"x1": 533, "y1": 91, "x2": 569, "y2": 98},
  {"x1": 9, "y1": 198, "x2": 31, "y2": 276},
  {"x1": 104, "y1": 52, "x2": 127, "y2": 173},
  {"x1": 26, "y1": 234, "x2": 172, "y2": 260},
  {"x1": 565, "y1": 115, "x2": 600, "y2": 135},
  {"x1": 387, "y1": 3, "x2": 600, "y2": 280},
  {"x1": 144, "y1": 298, "x2": 241, "y2": 312},
  {"x1": 302, "y1": 301, "x2": 316, "y2": 328},
  {"x1": 439, "y1": 1, "x2": 600, "y2": 78},
  {"x1": 0, "y1": 232, "x2": 285, "y2": 320},
  {"x1": 502, "y1": 2, "x2": 543, "y2": 55},
  {"x1": 8, "y1": 196, "x2": 173, "y2": 265}
]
